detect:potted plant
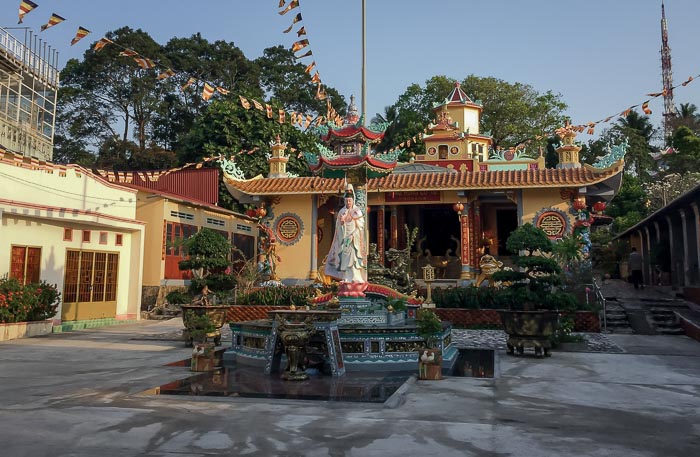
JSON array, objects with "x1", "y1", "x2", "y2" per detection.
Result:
[
  {"x1": 185, "y1": 312, "x2": 218, "y2": 372},
  {"x1": 491, "y1": 224, "x2": 577, "y2": 357},
  {"x1": 416, "y1": 308, "x2": 444, "y2": 380}
]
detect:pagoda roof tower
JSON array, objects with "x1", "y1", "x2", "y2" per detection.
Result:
[{"x1": 304, "y1": 95, "x2": 400, "y2": 179}]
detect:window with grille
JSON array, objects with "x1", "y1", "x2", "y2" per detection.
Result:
[
  {"x1": 206, "y1": 217, "x2": 225, "y2": 227},
  {"x1": 10, "y1": 246, "x2": 41, "y2": 285},
  {"x1": 170, "y1": 211, "x2": 194, "y2": 220}
]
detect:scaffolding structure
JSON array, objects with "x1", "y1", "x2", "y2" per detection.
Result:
[{"x1": 0, "y1": 27, "x2": 59, "y2": 161}]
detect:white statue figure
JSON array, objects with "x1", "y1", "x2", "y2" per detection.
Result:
[{"x1": 325, "y1": 185, "x2": 367, "y2": 284}]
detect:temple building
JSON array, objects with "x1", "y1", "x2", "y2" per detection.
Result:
[{"x1": 222, "y1": 84, "x2": 627, "y2": 285}]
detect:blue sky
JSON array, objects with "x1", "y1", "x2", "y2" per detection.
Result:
[{"x1": 3, "y1": 0, "x2": 700, "y2": 140}]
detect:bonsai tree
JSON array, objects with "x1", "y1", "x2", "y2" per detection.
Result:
[
  {"x1": 491, "y1": 224, "x2": 576, "y2": 311},
  {"x1": 416, "y1": 308, "x2": 443, "y2": 348},
  {"x1": 185, "y1": 312, "x2": 216, "y2": 344},
  {"x1": 178, "y1": 228, "x2": 233, "y2": 293}
]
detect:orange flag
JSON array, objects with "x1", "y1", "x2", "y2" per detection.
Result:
[
  {"x1": 682, "y1": 76, "x2": 694, "y2": 87},
  {"x1": 239, "y1": 95, "x2": 251, "y2": 109},
  {"x1": 311, "y1": 72, "x2": 321, "y2": 84},
  {"x1": 253, "y1": 99, "x2": 264, "y2": 111},
  {"x1": 202, "y1": 83, "x2": 215, "y2": 101},
  {"x1": 278, "y1": 109, "x2": 286, "y2": 124},
  {"x1": 216, "y1": 86, "x2": 230, "y2": 95},
  {"x1": 295, "y1": 50, "x2": 313, "y2": 59},
  {"x1": 94, "y1": 38, "x2": 113, "y2": 52},
  {"x1": 157, "y1": 69, "x2": 176, "y2": 80},
  {"x1": 266, "y1": 104, "x2": 273, "y2": 119},
  {"x1": 641, "y1": 102, "x2": 652, "y2": 115},
  {"x1": 133, "y1": 57, "x2": 155, "y2": 69},
  {"x1": 283, "y1": 13, "x2": 302, "y2": 33},
  {"x1": 279, "y1": 0, "x2": 299, "y2": 15},
  {"x1": 297, "y1": 26, "x2": 306, "y2": 37},
  {"x1": 119, "y1": 49, "x2": 138, "y2": 57},
  {"x1": 18, "y1": 0, "x2": 38, "y2": 24},
  {"x1": 181, "y1": 77, "x2": 197, "y2": 91},
  {"x1": 292, "y1": 39, "x2": 309, "y2": 53},
  {"x1": 40, "y1": 13, "x2": 66, "y2": 32},
  {"x1": 70, "y1": 27, "x2": 91, "y2": 46},
  {"x1": 304, "y1": 61, "x2": 316, "y2": 74}
]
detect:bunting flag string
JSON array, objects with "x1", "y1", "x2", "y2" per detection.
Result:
[
  {"x1": 40, "y1": 12, "x2": 65, "y2": 31},
  {"x1": 18, "y1": 0, "x2": 38, "y2": 24},
  {"x1": 70, "y1": 27, "x2": 90, "y2": 46}
]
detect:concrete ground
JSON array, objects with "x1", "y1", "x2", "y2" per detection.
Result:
[{"x1": 1, "y1": 298, "x2": 699, "y2": 456}]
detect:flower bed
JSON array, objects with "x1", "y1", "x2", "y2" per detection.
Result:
[{"x1": 0, "y1": 277, "x2": 60, "y2": 340}]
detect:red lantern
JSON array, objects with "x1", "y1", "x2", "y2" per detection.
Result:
[
  {"x1": 452, "y1": 201, "x2": 464, "y2": 215},
  {"x1": 593, "y1": 201, "x2": 607, "y2": 213},
  {"x1": 246, "y1": 208, "x2": 257, "y2": 218},
  {"x1": 572, "y1": 198, "x2": 586, "y2": 211},
  {"x1": 256, "y1": 207, "x2": 267, "y2": 218}
]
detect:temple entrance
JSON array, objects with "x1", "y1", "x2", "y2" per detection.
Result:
[
  {"x1": 496, "y1": 208, "x2": 518, "y2": 256},
  {"x1": 416, "y1": 205, "x2": 461, "y2": 279}
]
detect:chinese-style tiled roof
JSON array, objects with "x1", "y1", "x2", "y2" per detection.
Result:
[
  {"x1": 321, "y1": 124, "x2": 385, "y2": 143},
  {"x1": 434, "y1": 82, "x2": 482, "y2": 110},
  {"x1": 224, "y1": 161, "x2": 624, "y2": 195},
  {"x1": 308, "y1": 154, "x2": 397, "y2": 174},
  {"x1": 225, "y1": 175, "x2": 347, "y2": 195}
]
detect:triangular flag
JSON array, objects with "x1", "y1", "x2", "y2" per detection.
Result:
[
  {"x1": 40, "y1": 13, "x2": 66, "y2": 32},
  {"x1": 291, "y1": 39, "x2": 309, "y2": 53},
  {"x1": 311, "y1": 72, "x2": 321, "y2": 84},
  {"x1": 279, "y1": 0, "x2": 299, "y2": 16},
  {"x1": 18, "y1": 0, "x2": 38, "y2": 24},
  {"x1": 181, "y1": 77, "x2": 196, "y2": 91},
  {"x1": 119, "y1": 49, "x2": 138, "y2": 57},
  {"x1": 278, "y1": 109, "x2": 286, "y2": 124},
  {"x1": 216, "y1": 86, "x2": 230, "y2": 95},
  {"x1": 94, "y1": 38, "x2": 113, "y2": 52},
  {"x1": 279, "y1": 1, "x2": 286, "y2": 8},
  {"x1": 304, "y1": 61, "x2": 316, "y2": 74},
  {"x1": 70, "y1": 27, "x2": 91, "y2": 46},
  {"x1": 641, "y1": 101, "x2": 652, "y2": 115},
  {"x1": 253, "y1": 99, "x2": 264, "y2": 111},
  {"x1": 283, "y1": 13, "x2": 302, "y2": 33},
  {"x1": 295, "y1": 50, "x2": 313, "y2": 59},
  {"x1": 304, "y1": 115, "x2": 313, "y2": 129},
  {"x1": 133, "y1": 57, "x2": 155, "y2": 69},
  {"x1": 156, "y1": 69, "x2": 176, "y2": 80},
  {"x1": 266, "y1": 104, "x2": 273, "y2": 119},
  {"x1": 315, "y1": 84, "x2": 326, "y2": 100},
  {"x1": 202, "y1": 83, "x2": 215, "y2": 101},
  {"x1": 297, "y1": 26, "x2": 306, "y2": 37},
  {"x1": 239, "y1": 95, "x2": 251, "y2": 109}
]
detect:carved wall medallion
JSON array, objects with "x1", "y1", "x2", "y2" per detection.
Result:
[{"x1": 275, "y1": 213, "x2": 305, "y2": 246}]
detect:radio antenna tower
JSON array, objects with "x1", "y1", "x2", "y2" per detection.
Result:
[{"x1": 660, "y1": 0, "x2": 676, "y2": 138}]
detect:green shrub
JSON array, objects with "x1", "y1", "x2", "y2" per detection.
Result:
[
  {"x1": 0, "y1": 277, "x2": 60, "y2": 323},
  {"x1": 165, "y1": 289, "x2": 190, "y2": 304}
]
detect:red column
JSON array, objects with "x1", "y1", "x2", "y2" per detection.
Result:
[
  {"x1": 390, "y1": 206, "x2": 398, "y2": 250},
  {"x1": 460, "y1": 208, "x2": 472, "y2": 280},
  {"x1": 377, "y1": 205, "x2": 385, "y2": 265}
]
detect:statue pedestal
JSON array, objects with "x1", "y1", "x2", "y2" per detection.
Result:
[{"x1": 337, "y1": 281, "x2": 368, "y2": 297}]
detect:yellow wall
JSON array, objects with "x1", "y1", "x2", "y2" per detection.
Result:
[
  {"x1": 0, "y1": 162, "x2": 144, "y2": 322},
  {"x1": 136, "y1": 197, "x2": 166, "y2": 286},
  {"x1": 520, "y1": 188, "x2": 574, "y2": 230},
  {"x1": 269, "y1": 195, "x2": 314, "y2": 281},
  {"x1": 136, "y1": 195, "x2": 257, "y2": 287},
  {"x1": 445, "y1": 105, "x2": 481, "y2": 134}
]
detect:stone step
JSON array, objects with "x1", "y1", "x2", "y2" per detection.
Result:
[
  {"x1": 655, "y1": 327, "x2": 685, "y2": 335},
  {"x1": 607, "y1": 327, "x2": 634, "y2": 334}
]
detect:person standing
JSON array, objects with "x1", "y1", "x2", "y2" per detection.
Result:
[{"x1": 628, "y1": 247, "x2": 644, "y2": 289}]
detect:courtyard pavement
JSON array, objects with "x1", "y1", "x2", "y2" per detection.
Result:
[{"x1": 1, "y1": 284, "x2": 699, "y2": 456}]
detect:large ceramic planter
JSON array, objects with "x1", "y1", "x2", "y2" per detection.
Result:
[
  {"x1": 500, "y1": 310, "x2": 560, "y2": 357},
  {"x1": 417, "y1": 348, "x2": 443, "y2": 380},
  {"x1": 181, "y1": 305, "x2": 230, "y2": 347},
  {"x1": 0, "y1": 320, "x2": 53, "y2": 342}
]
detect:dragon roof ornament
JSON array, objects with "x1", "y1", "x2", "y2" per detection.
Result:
[
  {"x1": 217, "y1": 155, "x2": 246, "y2": 181},
  {"x1": 592, "y1": 139, "x2": 629, "y2": 169}
]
